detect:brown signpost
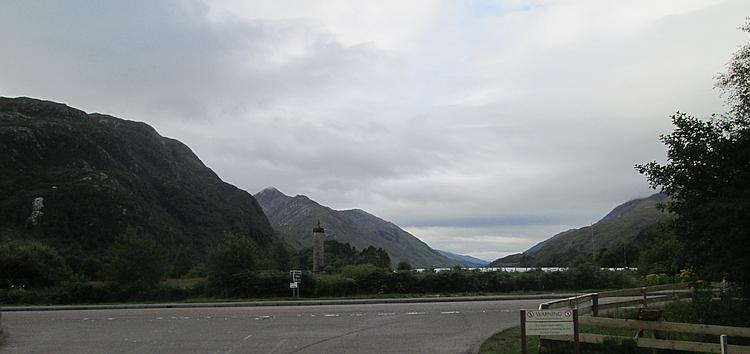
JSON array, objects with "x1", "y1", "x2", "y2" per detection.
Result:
[{"x1": 520, "y1": 308, "x2": 579, "y2": 354}]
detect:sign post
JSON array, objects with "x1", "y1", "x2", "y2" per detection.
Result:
[
  {"x1": 520, "y1": 308, "x2": 579, "y2": 354},
  {"x1": 289, "y1": 270, "x2": 302, "y2": 297}
]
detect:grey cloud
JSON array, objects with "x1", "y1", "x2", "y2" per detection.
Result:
[{"x1": 2, "y1": 0, "x2": 749, "y2": 261}]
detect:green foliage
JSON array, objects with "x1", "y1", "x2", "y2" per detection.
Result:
[
  {"x1": 170, "y1": 246, "x2": 193, "y2": 278},
  {"x1": 207, "y1": 233, "x2": 256, "y2": 287},
  {"x1": 396, "y1": 261, "x2": 412, "y2": 271},
  {"x1": 637, "y1": 23, "x2": 750, "y2": 290},
  {"x1": 0, "y1": 239, "x2": 70, "y2": 288},
  {"x1": 291, "y1": 240, "x2": 393, "y2": 271},
  {"x1": 636, "y1": 236, "x2": 686, "y2": 277},
  {"x1": 358, "y1": 245, "x2": 391, "y2": 268},
  {"x1": 61, "y1": 247, "x2": 106, "y2": 280},
  {"x1": 108, "y1": 227, "x2": 166, "y2": 291},
  {"x1": 270, "y1": 242, "x2": 292, "y2": 271}
]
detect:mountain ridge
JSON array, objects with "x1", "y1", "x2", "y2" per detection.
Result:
[
  {"x1": 490, "y1": 193, "x2": 670, "y2": 267},
  {"x1": 0, "y1": 96, "x2": 277, "y2": 262},
  {"x1": 255, "y1": 187, "x2": 459, "y2": 267}
]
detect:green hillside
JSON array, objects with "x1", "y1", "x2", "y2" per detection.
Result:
[
  {"x1": 490, "y1": 193, "x2": 670, "y2": 267},
  {"x1": 0, "y1": 97, "x2": 276, "y2": 265}
]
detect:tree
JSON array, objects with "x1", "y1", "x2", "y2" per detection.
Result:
[
  {"x1": 637, "y1": 21, "x2": 750, "y2": 289},
  {"x1": 0, "y1": 239, "x2": 70, "y2": 288},
  {"x1": 170, "y1": 245, "x2": 193, "y2": 277},
  {"x1": 396, "y1": 261, "x2": 413, "y2": 271},
  {"x1": 207, "y1": 233, "x2": 256, "y2": 285},
  {"x1": 108, "y1": 227, "x2": 166, "y2": 291},
  {"x1": 358, "y1": 246, "x2": 391, "y2": 269},
  {"x1": 270, "y1": 242, "x2": 291, "y2": 271}
]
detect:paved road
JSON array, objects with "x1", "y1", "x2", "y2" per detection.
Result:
[{"x1": 1, "y1": 299, "x2": 542, "y2": 354}]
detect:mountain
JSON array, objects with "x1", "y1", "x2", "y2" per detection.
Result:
[
  {"x1": 0, "y1": 97, "x2": 276, "y2": 257},
  {"x1": 436, "y1": 250, "x2": 489, "y2": 267},
  {"x1": 489, "y1": 193, "x2": 670, "y2": 267},
  {"x1": 254, "y1": 187, "x2": 458, "y2": 268}
]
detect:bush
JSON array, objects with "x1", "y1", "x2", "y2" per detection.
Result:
[
  {"x1": 108, "y1": 227, "x2": 166, "y2": 292},
  {"x1": 207, "y1": 233, "x2": 256, "y2": 288},
  {"x1": 0, "y1": 239, "x2": 70, "y2": 288}
]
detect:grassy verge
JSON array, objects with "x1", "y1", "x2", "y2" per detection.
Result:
[{"x1": 479, "y1": 325, "x2": 538, "y2": 354}]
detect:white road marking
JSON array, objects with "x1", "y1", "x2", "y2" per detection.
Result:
[
  {"x1": 155, "y1": 317, "x2": 163, "y2": 320},
  {"x1": 243, "y1": 334, "x2": 252, "y2": 341},
  {"x1": 377, "y1": 313, "x2": 396, "y2": 316},
  {"x1": 441, "y1": 311, "x2": 460, "y2": 314},
  {"x1": 324, "y1": 314, "x2": 340, "y2": 317},
  {"x1": 255, "y1": 315, "x2": 273, "y2": 320},
  {"x1": 407, "y1": 312, "x2": 427, "y2": 315}
]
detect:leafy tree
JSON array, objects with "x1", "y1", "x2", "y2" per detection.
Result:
[
  {"x1": 207, "y1": 233, "x2": 256, "y2": 285},
  {"x1": 396, "y1": 261, "x2": 412, "y2": 271},
  {"x1": 637, "y1": 21, "x2": 750, "y2": 289},
  {"x1": 358, "y1": 245, "x2": 391, "y2": 268},
  {"x1": 62, "y1": 246, "x2": 106, "y2": 280},
  {"x1": 170, "y1": 245, "x2": 193, "y2": 277},
  {"x1": 0, "y1": 239, "x2": 70, "y2": 288},
  {"x1": 108, "y1": 227, "x2": 166, "y2": 291},
  {"x1": 270, "y1": 242, "x2": 291, "y2": 271}
]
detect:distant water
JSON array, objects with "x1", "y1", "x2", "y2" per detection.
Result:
[{"x1": 414, "y1": 267, "x2": 634, "y2": 273}]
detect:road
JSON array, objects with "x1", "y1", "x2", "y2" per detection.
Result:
[{"x1": 1, "y1": 299, "x2": 542, "y2": 354}]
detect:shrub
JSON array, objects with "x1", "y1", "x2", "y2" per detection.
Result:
[
  {"x1": 108, "y1": 227, "x2": 166, "y2": 292},
  {"x1": 0, "y1": 239, "x2": 70, "y2": 288}
]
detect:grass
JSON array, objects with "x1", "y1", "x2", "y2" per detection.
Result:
[{"x1": 479, "y1": 326, "x2": 538, "y2": 354}]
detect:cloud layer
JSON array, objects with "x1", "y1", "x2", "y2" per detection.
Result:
[{"x1": 2, "y1": 0, "x2": 748, "y2": 260}]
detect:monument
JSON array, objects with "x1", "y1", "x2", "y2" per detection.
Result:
[{"x1": 312, "y1": 220, "x2": 325, "y2": 272}]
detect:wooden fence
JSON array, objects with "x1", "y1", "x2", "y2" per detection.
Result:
[
  {"x1": 539, "y1": 282, "x2": 693, "y2": 315},
  {"x1": 537, "y1": 282, "x2": 750, "y2": 353}
]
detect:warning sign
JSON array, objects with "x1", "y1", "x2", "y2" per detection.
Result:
[{"x1": 523, "y1": 310, "x2": 574, "y2": 335}]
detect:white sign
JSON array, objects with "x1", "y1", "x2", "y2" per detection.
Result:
[
  {"x1": 526, "y1": 322, "x2": 574, "y2": 335},
  {"x1": 524, "y1": 310, "x2": 574, "y2": 336},
  {"x1": 289, "y1": 282, "x2": 298, "y2": 289},
  {"x1": 290, "y1": 270, "x2": 302, "y2": 283}
]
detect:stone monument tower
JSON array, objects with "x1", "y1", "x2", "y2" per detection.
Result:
[{"x1": 312, "y1": 220, "x2": 325, "y2": 272}]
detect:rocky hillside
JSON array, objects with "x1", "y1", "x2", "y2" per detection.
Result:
[
  {"x1": 0, "y1": 97, "x2": 276, "y2": 257},
  {"x1": 255, "y1": 187, "x2": 458, "y2": 268},
  {"x1": 490, "y1": 193, "x2": 670, "y2": 267}
]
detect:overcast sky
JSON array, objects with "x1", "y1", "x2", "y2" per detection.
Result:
[{"x1": 2, "y1": 1, "x2": 749, "y2": 261}]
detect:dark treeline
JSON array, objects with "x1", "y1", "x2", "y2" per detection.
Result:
[{"x1": 0, "y1": 262, "x2": 641, "y2": 305}]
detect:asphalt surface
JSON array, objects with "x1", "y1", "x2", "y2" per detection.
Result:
[{"x1": 1, "y1": 299, "x2": 543, "y2": 354}]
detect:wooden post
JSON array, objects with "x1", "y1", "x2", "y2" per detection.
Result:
[
  {"x1": 642, "y1": 287, "x2": 648, "y2": 308},
  {"x1": 592, "y1": 293, "x2": 599, "y2": 317},
  {"x1": 573, "y1": 308, "x2": 580, "y2": 354},
  {"x1": 720, "y1": 334, "x2": 729, "y2": 354},
  {"x1": 520, "y1": 310, "x2": 528, "y2": 354}
]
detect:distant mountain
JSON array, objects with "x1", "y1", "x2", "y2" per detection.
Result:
[
  {"x1": 0, "y1": 97, "x2": 276, "y2": 257},
  {"x1": 489, "y1": 193, "x2": 670, "y2": 267},
  {"x1": 437, "y1": 250, "x2": 489, "y2": 268},
  {"x1": 255, "y1": 187, "x2": 458, "y2": 268}
]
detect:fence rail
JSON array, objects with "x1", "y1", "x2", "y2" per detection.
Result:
[
  {"x1": 536, "y1": 282, "x2": 750, "y2": 353},
  {"x1": 539, "y1": 282, "x2": 694, "y2": 315}
]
